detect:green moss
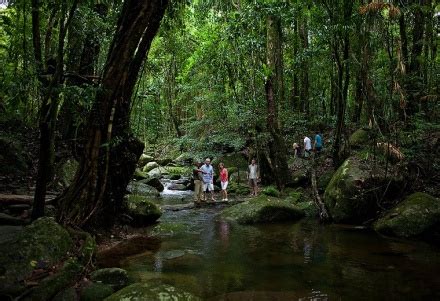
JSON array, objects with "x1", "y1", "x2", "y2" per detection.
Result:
[
  {"x1": 0, "y1": 217, "x2": 74, "y2": 294},
  {"x1": 104, "y1": 283, "x2": 201, "y2": 301},
  {"x1": 221, "y1": 195, "x2": 304, "y2": 224},
  {"x1": 24, "y1": 259, "x2": 83, "y2": 301},
  {"x1": 349, "y1": 128, "x2": 370, "y2": 149},
  {"x1": 262, "y1": 185, "x2": 281, "y2": 197},
  {"x1": 81, "y1": 283, "x2": 113, "y2": 301},
  {"x1": 228, "y1": 182, "x2": 250, "y2": 195},
  {"x1": 323, "y1": 158, "x2": 380, "y2": 223},
  {"x1": 151, "y1": 222, "x2": 188, "y2": 237},
  {"x1": 374, "y1": 192, "x2": 440, "y2": 238},
  {"x1": 128, "y1": 198, "x2": 162, "y2": 227}
]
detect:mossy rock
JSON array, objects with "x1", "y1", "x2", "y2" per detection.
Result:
[
  {"x1": 127, "y1": 198, "x2": 162, "y2": 227},
  {"x1": 142, "y1": 161, "x2": 159, "y2": 172},
  {"x1": 221, "y1": 195, "x2": 304, "y2": 224},
  {"x1": 127, "y1": 182, "x2": 160, "y2": 197},
  {"x1": 262, "y1": 185, "x2": 281, "y2": 197},
  {"x1": 90, "y1": 268, "x2": 130, "y2": 291},
  {"x1": 349, "y1": 128, "x2": 371, "y2": 149},
  {"x1": 133, "y1": 168, "x2": 149, "y2": 180},
  {"x1": 284, "y1": 190, "x2": 318, "y2": 218},
  {"x1": 138, "y1": 154, "x2": 154, "y2": 167},
  {"x1": 147, "y1": 166, "x2": 191, "y2": 178},
  {"x1": 23, "y1": 259, "x2": 82, "y2": 301},
  {"x1": 0, "y1": 217, "x2": 74, "y2": 295},
  {"x1": 374, "y1": 192, "x2": 440, "y2": 238},
  {"x1": 151, "y1": 222, "x2": 189, "y2": 237},
  {"x1": 317, "y1": 170, "x2": 335, "y2": 193},
  {"x1": 81, "y1": 283, "x2": 113, "y2": 301},
  {"x1": 174, "y1": 152, "x2": 195, "y2": 165},
  {"x1": 324, "y1": 157, "x2": 393, "y2": 224},
  {"x1": 104, "y1": 282, "x2": 200, "y2": 301}
]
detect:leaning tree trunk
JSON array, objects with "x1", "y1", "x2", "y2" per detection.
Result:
[
  {"x1": 58, "y1": 0, "x2": 168, "y2": 228},
  {"x1": 265, "y1": 15, "x2": 290, "y2": 191}
]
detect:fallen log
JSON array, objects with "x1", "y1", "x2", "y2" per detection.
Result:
[{"x1": 0, "y1": 194, "x2": 56, "y2": 205}]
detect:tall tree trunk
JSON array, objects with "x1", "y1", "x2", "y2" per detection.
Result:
[
  {"x1": 58, "y1": 0, "x2": 168, "y2": 228},
  {"x1": 265, "y1": 15, "x2": 289, "y2": 190},
  {"x1": 299, "y1": 14, "x2": 309, "y2": 115},
  {"x1": 32, "y1": 0, "x2": 79, "y2": 220}
]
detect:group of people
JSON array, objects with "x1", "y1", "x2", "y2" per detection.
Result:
[
  {"x1": 293, "y1": 132, "x2": 323, "y2": 158},
  {"x1": 192, "y1": 158, "x2": 260, "y2": 204}
]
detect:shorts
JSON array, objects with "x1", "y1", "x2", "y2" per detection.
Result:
[
  {"x1": 249, "y1": 178, "x2": 258, "y2": 187},
  {"x1": 221, "y1": 181, "x2": 228, "y2": 190},
  {"x1": 315, "y1": 146, "x2": 322, "y2": 152},
  {"x1": 203, "y1": 183, "x2": 214, "y2": 192},
  {"x1": 304, "y1": 150, "x2": 311, "y2": 157}
]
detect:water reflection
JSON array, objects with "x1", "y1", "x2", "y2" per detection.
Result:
[{"x1": 121, "y1": 204, "x2": 440, "y2": 300}]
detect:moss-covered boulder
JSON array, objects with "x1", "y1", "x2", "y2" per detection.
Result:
[
  {"x1": 324, "y1": 157, "x2": 398, "y2": 224},
  {"x1": 262, "y1": 185, "x2": 281, "y2": 197},
  {"x1": 374, "y1": 192, "x2": 440, "y2": 238},
  {"x1": 133, "y1": 168, "x2": 149, "y2": 180},
  {"x1": 127, "y1": 196, "x2": 162, "y2": 227},
  {"x1": 349, "y1": 128, "x2": 371, "y2": 149},
  {"x1": 81, "y1": 283, "x2": 113, "y2": 301},
  {"x1": 138, "y1": 154, "x2": 154, "y2": 167},
  {"x1": 137, "y1": 177, "x2": 164, "y2": 192},
  {"x1": 104, "y1": 282, "x2": 200, "y2": 301},
  {"x1": 221, "y1": 195, "x2": 304, "y2": 224},
  {"x1": 142, "y1": 161, "x2": 159, "y2": 172},
  {"x1": 317, "y1": 170, "x2": 335, "y2": 193},
  {"x1": 127, "y1": 182, "x2": 160, "y2": 197},
  {"x1": 0, "y1": 217, "x2": 73, "y2": 294},
  {"x1": 288, "y1": 158, "x2": 311, "y2": 187},
  {"x1": 90, "y1": 268, "x2": 130, "y2": 291}
]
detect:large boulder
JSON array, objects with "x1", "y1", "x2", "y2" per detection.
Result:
[
  {"x1": 104, "y1": 282, "x2": 200, "y2": 301},
  {"x1": 221, "y1": 195, "x2": 304, "y2": 224},
  {"x1": 138, "y1": 177, "x2": 164, "y2": 192},
  {"x1": 349, "y1": 128, "x2": 371, "y2": 149},
  {"x1": 142, "y1": 161, "x2": 159, "y2": 172},
  {"x1": 287, "y1": 158, "x2": 311, "y2": 187},
  {"x1": 324, "y1": 156, "x2": 401, "y2": 224},
  {"x1": 0, "y1": 217, "x2": 73, "y2": 294},
  {"x1": 127, "y1": 182, "x2": 160, "y2": 197},
  {"x1": 80, "y1": 283, "x2": 113, "y2": 301},
  {"x1": 174, "y1": 152, "x2": 194, "y2": 165},
  {"x1": 374, "y1": 192, "x2": 440, "y2": 239},
  {"x1": 127, "y1": 196, "x2": 162, "y2": 227}
]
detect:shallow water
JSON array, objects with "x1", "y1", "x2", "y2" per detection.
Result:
[{"x1": 121, "y1": 196, "x2": 440, "y2": 300}]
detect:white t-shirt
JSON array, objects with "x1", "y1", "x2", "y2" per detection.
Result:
[
  {"x1": 248, "y1": 164, "x2": 258, "y2": 179},
  {"x1": 304, "y1": 137, "x2": 312, "y2": 151}
]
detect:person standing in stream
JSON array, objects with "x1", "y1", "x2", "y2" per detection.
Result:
[
  {"x1": 192, "y1": 162, "x2": 204, "y2": 204},
  {"x1": 201, "y1": 158, "x2": 216, "y2": 202},
  {"x1": 219, "y1": 162, "x2": 229, "y2": 201}
]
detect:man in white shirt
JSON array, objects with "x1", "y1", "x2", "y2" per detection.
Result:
[
  {"x1": 200, "y1": 158, "x2": 215, "y2": 202},
  {"x1": 304, "y1": 136, "x2": 312, "y2": 158}
]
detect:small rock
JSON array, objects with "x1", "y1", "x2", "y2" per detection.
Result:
[{"x1": 90, "y1": 268, "x2": 130, "y2": 291}]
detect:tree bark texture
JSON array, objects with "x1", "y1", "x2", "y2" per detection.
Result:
[
  {"x1": 265, "y1": 15, "x2": 290, "y2": 190},
  {"x1": 58, "y1": 0, "x2": 168, "y2": 228}
]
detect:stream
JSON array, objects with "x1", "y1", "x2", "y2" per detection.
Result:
[{"x1": 121, "y1": 185, "x2": 440, "y2": 300}]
